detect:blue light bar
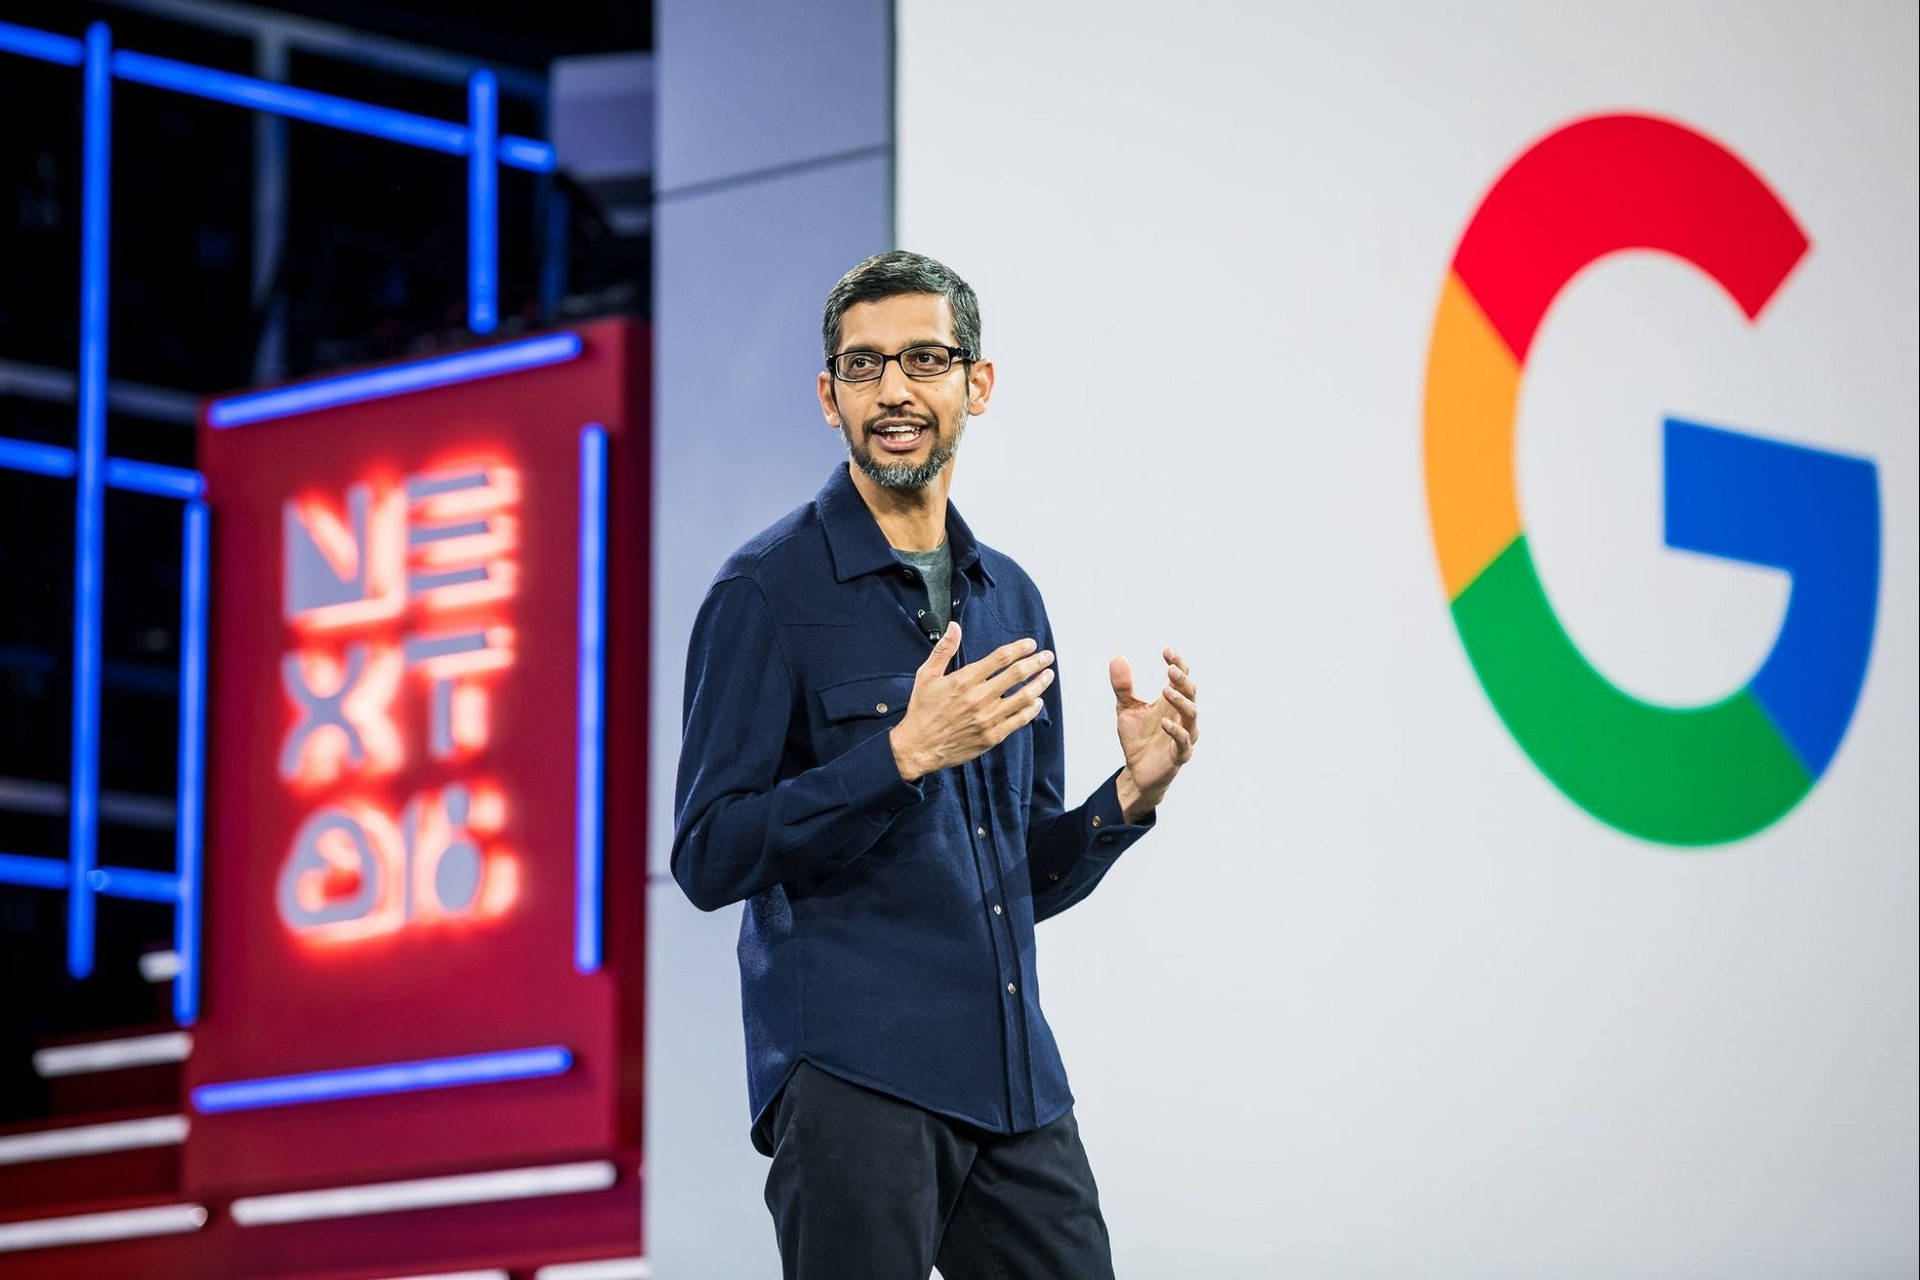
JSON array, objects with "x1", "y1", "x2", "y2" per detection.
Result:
[
  {"x1": 102, "y1": 457, "x2": 206, "y2": 500},
  {"x1": 574, "y1": 425, "x2": 608, "y2": 974},
  {"x1": 175, "y1": 501, "x2": 208, "y2": 1025},
  {"x1": 0, "y1": 439, "x2": 212, "y2": 502},
  {"x1": 468, "y1": 69, "x2": 499, "y2": 335},
  {"x1": 2, "y1": 16, "x2": 562, "y2": 1012},
  {"x1": 108, "y1": 48, "x2": 555, "y2": 173},
  {"x1": 0, "y1": 19, "x2": 82, "y2": 65},
  {"x1": 68, "y1": 22, "x2": 112, "y2": 981},
  {"x1": 0, "y1": 437, "x2": 78, "y2": 479},
  {"x1": 88, "y1": 866, "x2": 181, "y2": 903},
  {"x1": 0, "y1": 853, "x2": 69, "y2": 890},
  {"x1": 501, "y1": 135, "x2": 558, "y2": 173},
  {"x1": 207, "y1": 331, "x2": 584, "y2": 427},
  {"x1": 0, "y1": 854, "x2": 190, "y2": 901},
  {"x1": 114, "y1": 50, "x2": 467, "y2": 155},
  {"x1": 192, "y1": 1046, "x2": 574, "y2": 1113}
]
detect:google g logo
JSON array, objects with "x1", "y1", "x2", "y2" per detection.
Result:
[{"x1": 1423, "y1": 114, "x2": 1880, "y2": 846}]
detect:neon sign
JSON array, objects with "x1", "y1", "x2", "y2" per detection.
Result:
[{"x1": 276, "y1": 460, "x2": 523, "y2": 942}]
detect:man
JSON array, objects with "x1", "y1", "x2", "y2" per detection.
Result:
[{"x1": 672, "y1": 251, "x2": 1199, "y2": 1278}]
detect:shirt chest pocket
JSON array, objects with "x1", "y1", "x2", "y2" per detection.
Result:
[{"x1": 815, "y1": 672, "x2": 916, "y2": 761}]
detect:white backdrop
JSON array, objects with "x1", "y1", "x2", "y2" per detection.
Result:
[{"x1": 897, "y1": 2, "x2": 1918, "y2": 1275}]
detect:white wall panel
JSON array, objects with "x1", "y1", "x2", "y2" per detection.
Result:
[{"x1": 897, "y1": 2, "x2": 1917, "y2": 1275}]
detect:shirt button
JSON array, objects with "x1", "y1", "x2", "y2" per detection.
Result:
[
  {"x1": 992, "y1": 904, "x2": 1003, "y2": 916},
  {"x1": 1006, "y1": 982, "x2": 1016, "y2": 995},
  {"x1": 1091, "y1": 815, "x2": 1102, "y2": 828},
  {"x1": 975, "y1": 825, "x2": 986, "y2": 837},
  {"x1": 876, "y1": 702, "x2": 888, "y2": 714},
  {"x1": 1048, "y1": 871, "x2": 1060, "y2": 882},
  {"x1": 1098, "y1": 834, "x2": 1113, "y2": 845}
]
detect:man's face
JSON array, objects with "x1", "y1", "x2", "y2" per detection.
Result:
[{"x1": 817, "y1": 293, "x2": 993, "y2": 491}]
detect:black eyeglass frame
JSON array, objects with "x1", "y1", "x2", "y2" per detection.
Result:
[{"x1": 826, "y1": 344, "x2": 980, "y2": 383}]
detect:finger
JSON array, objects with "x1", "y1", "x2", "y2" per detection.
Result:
[
  {"x1": 959, "y1": 636, "x2": 1039, "y2": 684},
  {"x1": 982, "y1": 648, "x2": 1055, "y2": 696},
  {"x1": 989, "y1": 683, "x2": 1051, "y2": 743},
  {"x1": 1108, "y1": 655, "x2": 1136, "y2": 708},
  {"x1": 917, "y1": 621, "x2": 961, "y2": 680},
  {"x1": 1164, "y1": 646, "x2": 1190, "y2": 678},
  {"x1": 1170, "y1": 693, "x2": 1198, "y2": 747},
  {"x1": 1161, "y1": 715, "x2": 1195, "y2": 762},
  {"x1": 1165, "y1": 686, "x2": 1199, "y2": 728},
  {"x1": 989, "y1": 667, "x2": 1054, "y2": 720},
  {"x1": 1167, "y1": 662, "x2": 1196, "y2": 698}
]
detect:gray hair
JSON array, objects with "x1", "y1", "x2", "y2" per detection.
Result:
[{"x1": 822, "y1": 250, "x2": 982, "y2": 366}]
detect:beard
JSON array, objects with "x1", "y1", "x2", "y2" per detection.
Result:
[{"x1": 840, "y1": 407, "x2": 965, "y2": 490}]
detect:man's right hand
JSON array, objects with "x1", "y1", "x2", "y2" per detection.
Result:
[{"x1": 888, "y1": 623, "x2": 1054, "y2": 782}]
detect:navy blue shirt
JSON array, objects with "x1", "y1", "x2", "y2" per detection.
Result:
[{"x1": 672, "y1": 464, "x2": 1154, "y2": 1149}]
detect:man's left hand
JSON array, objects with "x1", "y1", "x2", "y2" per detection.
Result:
[{"x1": 1110, "y1": 647, "x2": 1198, "y2": 822}]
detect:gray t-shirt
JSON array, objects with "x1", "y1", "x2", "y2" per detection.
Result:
[{"x1": 894, "y1": 539, "x2": 952, "y2": 638}]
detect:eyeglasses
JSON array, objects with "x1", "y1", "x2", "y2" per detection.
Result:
[{"x1": 828, "y1": 345, "x2": 978, "y2": 383}]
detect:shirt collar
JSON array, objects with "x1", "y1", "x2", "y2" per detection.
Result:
[{"x1": 817, "y1": 463, "x2": 994, "y2": 587}]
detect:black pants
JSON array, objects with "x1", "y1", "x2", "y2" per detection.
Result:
[{"x1": 761, "y1": 1062, "x2": 1116, "y2": 1280}]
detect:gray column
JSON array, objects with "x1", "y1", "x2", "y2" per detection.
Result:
[{"x1": 648, "y1": 3, "x2": 893, "y2": 1275}]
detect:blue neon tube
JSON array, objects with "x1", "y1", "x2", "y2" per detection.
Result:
[
  {"x1": 575, "y1": 425, "x2": 608, "y2": 974},
  {"x1": 192, "y1": 1046, "x2": 574, "y2": 1113},
  {"x1": 468, "y1": 69, "x2": 499, "y2": 335},
  {"x1": 114, "y1": 50, "x2": 468, "y2": 155},
  {"x1": 68, "y1": 22, "x2": 111, "y2": 980},
  {"x1": 0, "y1": 437, "x2": 78, "y2": 479},
  {"x1": 0, "y1": 440, "x2": 211, "y2": 502},
  {"x1": 500, "y1": 136, "x2": 558, "y2": 173},
  {"x1": 0, "y1": 852, "x2": 200, "y2": 901},
  {"x1": 108, "y1": 48, "x2": 554, "y2": 173},
  {"x1": 207, "y1": 331, "x2": 583, "y2": 427},
  {"x1": 102, "y1": 457, "x2": 206, "y2": 500},
  {"x1": 0, "y1": 19, "x2": 82, "y2": 65},
  {"x1": 175, "y1": 501, "x2": 209, "y2": 1025},
  {"x1": 0, "y1": 853, "x2": 69, "y2": 890},
  {"x1": 88, "y1": 865, "x2": 181, "y2": 902}
]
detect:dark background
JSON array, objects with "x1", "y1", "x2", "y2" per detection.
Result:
[{"x1": 0, "y1": 0, "x2": 651, "y2": 1124}]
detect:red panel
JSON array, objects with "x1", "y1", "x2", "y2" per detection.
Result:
[
  {"x1": 42, "y1": 1040, "x2": 180, "y2": 1117},
  {"x1": 212, "y1": 1154, "x2": 641, "y2": 1280},
  {"x1": 0, "y1": 1112, "x2": 179, "y2": 1212},
  {"x1": 89, "y1": 317, "x2": 666, "y2": 1276},
  {"x1": 0, "y1": 1194, "x2": 207, "y2": 1280},
  {"x1": 1451, "y1": 113, "x2": 1809, "y2": 362}
]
